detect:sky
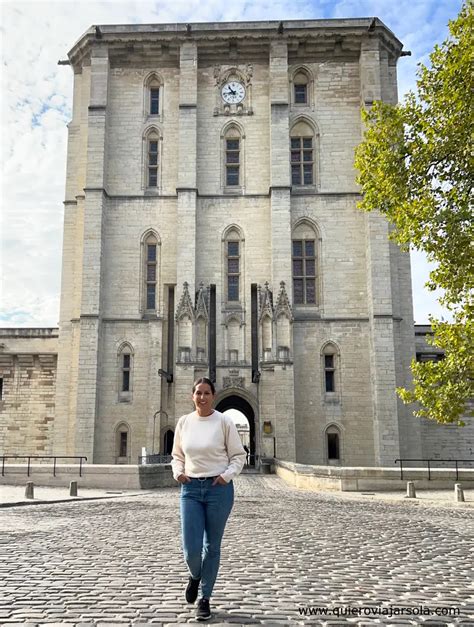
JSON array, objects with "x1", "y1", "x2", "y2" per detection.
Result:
[{"x1": 0, "y1": 0, "x2": 464, "y2": 327}]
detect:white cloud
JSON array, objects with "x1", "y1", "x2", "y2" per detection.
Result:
[{"x1": 0, "y1": 0, "x2": 464, "y2": 326}]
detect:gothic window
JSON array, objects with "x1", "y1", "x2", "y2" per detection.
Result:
[
  {"x1": 290, "y1": 120, "x2": 318, "y2": 187},
  {"x1": 144, "y1": 233, "x2": 158, "y2": 311},
  {"x1": 321, "y1": 342, "x2": 341, "y2": 400},
  {"x1": 120, "y1": 431, "x2": 128, "y2": 457},
  {"x1": 122, "y1": 354, "x2": 131, "y2": 392},
  {"x1": 292, "y1": 221, "x2": 318, "y2": 305},
  {"x1": 226, "y1": 138, "x2": 240, "y2": 186},
  {"x1": 118, "y1": 344, "x2": 133, "y2": 402},
  {"x1": 142, "y1": 126, "x2": 162, "y2": 191},
  {"x1": 221, "y1": 124, "x2": 245, "y2": 192},
  {"x1": 0, "y1": 377, "x2": 3, "y2": 401},
  {"x1": 290, "y1": 67, "x2": 313, "y2": 109},
  {"x1": 326, "y1": 425, "x2": 341, "y2": 462},
  {"x1": 150, "y1": 87, "x2": 159, "y2": 115},
  {"x1": 227, "y1": 240, "x2": 240, "y2": 301},
  {"x1": 293, "y1": 70, "x2": 309, "y2": 104},
  {"x1": 144, "y1": 73, "x2": 162, "y2": 117},
  {"x1": 116, "y1": 422, "x2": 131, "y2": 462},
  {"x1": 222, "y1": 225, "x2": 245, "y2": 306},
  {"x1": 147, "y1": 131, "x2": 159, "y2": 187}
]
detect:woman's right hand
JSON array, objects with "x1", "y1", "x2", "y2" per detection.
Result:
[{"x1": 177, "y1": 474, "x2": 191, "y2": 484}]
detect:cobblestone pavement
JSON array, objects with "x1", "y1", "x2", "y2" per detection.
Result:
[{"x1": 0, "y1": 476, "x2": 473, "y2": 626}]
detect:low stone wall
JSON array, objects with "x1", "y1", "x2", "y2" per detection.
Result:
[
  {"x1": 0, "y1": 463, "x2": 176, "y2": 490},
  {"x1": 274, "y1": 459, "x2": 474, "y2": 491}
]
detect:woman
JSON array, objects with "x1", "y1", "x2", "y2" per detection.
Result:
[{"x1": 171, "y1": 377, "x2": 246, "y2": 621}]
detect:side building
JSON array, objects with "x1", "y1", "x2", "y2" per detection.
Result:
[{"x1": 1, "y1": 20, "x2": 470, "y2": 468}]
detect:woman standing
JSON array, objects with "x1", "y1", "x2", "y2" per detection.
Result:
[{"x1": 171, "y1": 377, "x2": 246, "y2": 621}]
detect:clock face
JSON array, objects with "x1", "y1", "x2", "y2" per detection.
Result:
[{"x1": 221, "y1": 80, "x2": 246, "y2": 104}]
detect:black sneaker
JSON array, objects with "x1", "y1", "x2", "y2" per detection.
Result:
[
  {"x1": 185, "y1": 576, "x2": 200, "y2": 603},
  {"x1": 195, "y1": 597, "x2": 212, "y2": 621}
]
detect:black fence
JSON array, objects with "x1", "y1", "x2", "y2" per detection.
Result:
[
  {"x1": 1, "y1": 455, "x2": 87, "y2": 477},
  {"x1": 395, "y1": 458, "x2": 473, "y2": 481}
]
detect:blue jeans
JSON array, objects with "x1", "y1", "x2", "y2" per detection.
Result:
[{"x1": 180, "y1": 478, "x2": 234, "y2": 599}]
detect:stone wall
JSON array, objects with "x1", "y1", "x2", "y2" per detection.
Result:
[{"x1": 0, "y1": 329, "x2": 58, "y2": 457}]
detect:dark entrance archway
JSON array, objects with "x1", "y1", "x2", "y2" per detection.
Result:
[
  {"x1": 216, "y1": 395, "x2": 256, "y2": 467},
  {"x1": 163, "y1": 429, "x2": 174, "y2": 455}
]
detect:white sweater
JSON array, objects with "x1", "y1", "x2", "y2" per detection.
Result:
[{"x1": 171, "y1": 410, "x2": 246, "y2": 483}]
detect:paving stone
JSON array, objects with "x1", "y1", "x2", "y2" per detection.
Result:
[{"x1": 0, "y1": 478, "x2": 473, "y2": 626}]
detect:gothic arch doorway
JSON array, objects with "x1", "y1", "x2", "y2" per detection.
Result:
[
  {"x1": 215, "y1": 395, "x2": 256, "y2": 467},
  {"x1": 163, "y1": 429, "x2": 174, "y2": 455}
]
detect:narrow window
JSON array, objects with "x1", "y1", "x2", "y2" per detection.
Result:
[
  {"x1": 146, "y1": 241, "x2": 157, "y2": 310},
  {"x1": 325, "y1": 354, "x2": 335, "y2": 392},
  {"x1": 327, "y1": 432, "x2": 340, "y2": 460},
  {"x1": 291, "y1": 137, "x2": 313, "y2": 185},
  {"x1": 120, "y1": 432, "x2": 128, "y2": 457},
  {"x1": 293, "y1": 70, "x2": 309, "y2": 105},
  {"x1": 294, "y1": 83, "x2": 307, "y2": 104},
  {"x1": 226, "y1": 138, "x2": 240, "y2": 186},
  {"x1": 122, "y1": 354, "x2": 131, "y2": 392},
  {"x1": 148, "y1": 138, "x2": 159, "y2": 187},
  {"x1": 150, "y1": 88, "x2": 159, "y2": 115},
  {"x1": 0, "y1": 377, "x2": 3, "y2": 400},
  {"x1": 292, "y1": 239, "x2": 316, "y2": 304},
  {"x1": 227, "y1": 241, "x2": 240, "y2": 301}
]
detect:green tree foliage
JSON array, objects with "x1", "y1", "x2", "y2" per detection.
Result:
[{"x1": 355, "y1": 2, "x2": 473, "y2": 425}]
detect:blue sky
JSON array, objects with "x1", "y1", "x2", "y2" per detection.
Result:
[{"x1": 0, "y1": 0, "x2": 464, "y2": 327}]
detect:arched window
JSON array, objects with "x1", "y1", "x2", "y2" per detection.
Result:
[
  {"x1": 326, "y1": 425, "x2": 341, "y2": 463},
  {"x1": 292, "y1": 220, "x2": 319, "y2": 305},
  {"x1": 290, "y1": 67, "x2": 313, "y2": 108},
  {"x1": 222, "y1": 225, "x2": 245, "y2": 304},
  {"x1": 294, "y1": 70, "x2": 309, "y2": 105},
  {"x1": 116, "y1": 422, "x2": 131, "y2": 463},
  {"x1": 321, "y1": 342, "x2": 341, "y2": 400},
  {"x1": 221, "y1": 123, "x2": 245, "y2": 192},
  {"x1": 144, "y1": 127, "x2": 160, "y2": 188},
  {"x1": 117, "y1": 343, "x2": 133, "y2": 402},
  {"x1": 141, "y1": 231, "x2": 161, "y2": 313},
  {"x1": 144, "y1": 73, "x2": 162, "y2": 117},
  {"x1": 290, "y1": 120, "x2": 315, "y2": 187}
]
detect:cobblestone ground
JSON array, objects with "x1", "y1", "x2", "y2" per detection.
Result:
[{"x1": 0, "y1": 476, "x2": 473, "y2": 626}]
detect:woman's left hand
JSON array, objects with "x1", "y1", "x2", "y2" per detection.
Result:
[{"x1": 212, "y1": 475, "x2": 227, "y2": 486}]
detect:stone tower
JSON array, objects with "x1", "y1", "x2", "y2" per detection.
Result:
[{"x1": 53, "y1": 19, "x2": 420, "y2": 466}]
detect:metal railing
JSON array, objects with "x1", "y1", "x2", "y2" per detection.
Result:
[
  {"x1": 138, "y1": 454, "x2": 172, "y2": 465},
  {"x1": 1, "y1": 455, "x2": 87, "y2": 477},
  {"x1": 395, "y1": 458, "x2": 473, "y2": 481}
]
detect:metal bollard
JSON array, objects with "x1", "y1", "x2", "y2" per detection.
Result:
[
  {"x1": 406, "y1": 481, "x2": 416, "y2": 498},
  {"x1": 25, "y1": 481, "x2": 34, "y2": 499},
  {"x1": 69, "y1": 481, "x2": 78, "y2": 497},
  {"x1": 454, "y1": 483, "x2": 465, "y2": 502}
]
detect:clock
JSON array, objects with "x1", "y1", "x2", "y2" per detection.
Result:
[{"x1": 221, "y1": 80, "x2": 246, "y2": 104}]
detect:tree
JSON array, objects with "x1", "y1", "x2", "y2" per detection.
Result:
[{"x1": 355, "y1": 1, "x2": 473, "y2": 426}]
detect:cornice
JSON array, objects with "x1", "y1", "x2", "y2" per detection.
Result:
[{"x1": 68, "y1": 19, "x2": 404, "y2": 69}]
